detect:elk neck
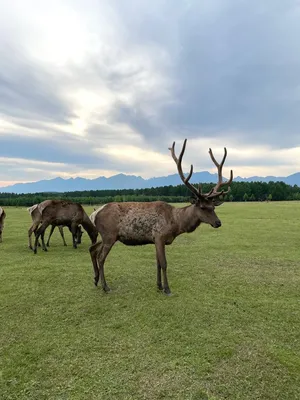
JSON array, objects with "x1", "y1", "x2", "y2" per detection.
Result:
[
  {"x1": 173, "y1": 204, "x2": 201, "y2": 234},
  {"x1": 82, "y1": 212, "x2": 98, "y2": 238}
]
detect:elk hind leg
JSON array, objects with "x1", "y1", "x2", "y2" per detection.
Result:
[{"x1": 58, "y1": 226, "x2": 67, "y2": 246}]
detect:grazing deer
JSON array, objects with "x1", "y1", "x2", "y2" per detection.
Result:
[
  {"x1": 33, "y1": 200, "x2": 98, "y2": 254},
  {"x1": 46, "y1": 223, "x2": 83, "y2": 247},
  {"x1": 89, "y1": 139, "x2": 233, "y2": 295},
  {"x1": 0, "y1": 207, "x2": 6, "y2": 243},
  {"x1": 27, "y1": 202, "x2": 83, "y2": 250}
]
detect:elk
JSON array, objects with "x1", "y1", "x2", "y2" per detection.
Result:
[
  {"x1": 33, "y1": 200, "x2": 98, "y2": 254},
  {"x1": 46, "y1": 223, "x2": 83, "y2": 247},
  {"x1": 27, "y1": 201, "x2": 83, "y2": 250},
  {"x1": 89, "y1": 139, "x2": 233, "y2": 295},
  {"x1": 0, "y1": 207, "x2": 6, "y2": 243}
]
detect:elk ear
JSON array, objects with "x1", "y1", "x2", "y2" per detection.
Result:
[
  {"x1": 190, "y1": 197, "x2": 200, "y2": 205},
  {"x1": 213, "y1": 199, "x2": 224, "y2": 207}
]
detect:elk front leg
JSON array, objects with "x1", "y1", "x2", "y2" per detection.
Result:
[
  {"x1": 46, "y1": 225, "x2": 56, "y2": 247},
  {"x1": 156, "y1": 253, "x2": 163, "y2": 291},
  {"x1": 89, "y1": 241, "x2": 103, "y2": 287},
  {"x1": 155, "y1": 239, "x2": 171, "y2": 295},
  {"x1": 28, "y1": 222, "x2": 39, "y2": 250},
  {"x1": 97, "y1": 243, "x2": 115, "y2": 292},
  {"x1": 40, "y1": 229, "x2": 47, "y2": 251},
  {"x1": 34, "y1": 222, "x2": 49, "y2": 254},
  {"x1": 0, "y1": 230, "x2": 2, "y2": 243},
  {"x1": 58, "y1": 226, "x2": 67, "y2": 246},
  {"x1": 70, "y1": 223, "x2": 78, "y2": 249}
]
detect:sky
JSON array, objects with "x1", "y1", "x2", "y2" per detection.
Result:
[{"x1": 1, "y1": 0, "x2": 300, "y2": 187}]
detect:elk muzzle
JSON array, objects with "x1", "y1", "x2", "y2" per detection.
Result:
[{"x1": 211, "y1": 219, "x2": 222, "y2": 228}]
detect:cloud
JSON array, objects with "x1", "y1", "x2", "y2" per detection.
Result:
[{"x1": 1, "y1": 0, "x2": 300, "y2": 187}]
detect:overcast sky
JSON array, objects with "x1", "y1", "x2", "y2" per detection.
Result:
[{"x1": 1, "y1": 0, "x2": 300, "y2": 187}]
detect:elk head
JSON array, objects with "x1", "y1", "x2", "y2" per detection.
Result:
[
  {"x1": 169, "y1": 139, "x2": 233, "y2": 228},
  {"x1": 75, "y1": 225, "x2": 84, "y2": 244}
]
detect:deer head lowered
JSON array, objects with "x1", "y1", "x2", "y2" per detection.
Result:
[{"x1": 89, "y1": 139, "x2": 233, "y2": 295}]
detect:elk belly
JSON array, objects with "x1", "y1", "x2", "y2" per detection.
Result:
[
  {"x1": 118, "y1": 226, "x2": 155, "y2": 246},
  {"x1": 119, "y1": 237, "x2": 153, "y2": 246}
]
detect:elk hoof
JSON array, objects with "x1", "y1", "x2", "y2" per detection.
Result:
[
  {"x1": 103, "y1": 285, "x2": 111, "y2": 293},
  {"x1": 157, "y1": 284, "x2": 163, "y2": 291},
  {"x1": 33, "y1": 249, "x2": 37, "y2": 254},
  {"x1": 163, "y1": 288, "x2": 172, "y2": 296},
  {"x1": 42, "y1": 247, "x2": 48, "y2": 252}
]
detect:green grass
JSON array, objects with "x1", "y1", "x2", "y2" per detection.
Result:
[{"x1": 1, "y1": 202, "x2": 300, "y2": 399}]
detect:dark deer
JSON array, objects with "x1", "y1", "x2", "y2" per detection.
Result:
[
  {"x1": 46, "y1": 223, "x2": 83, "y2": 247},
  {"x1": 33, "y1": 200, "x2": 98, "y2": 254},
  {"x1": 89, "y1": 139, "x2": 233, "y2": 295},
  {"x1": 27, "y1": 202, "x2": 83, "y2": 250},
  {"x1": 0, "y1": 207, "x2": 6, "y2": 243}
]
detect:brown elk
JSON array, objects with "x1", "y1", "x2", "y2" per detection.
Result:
[
  {"x1": 0, "y1": 207, "x2": 6, "y2": 243},
  {"x1": 89, "y1": 139, "x2": 233, "y2": 295},
  {"x1": 33, "y1": 200, "x2": 98, "y2": 254},
  {"x1": 28, "y1": 201, "x2": 83, "y2": 250}
]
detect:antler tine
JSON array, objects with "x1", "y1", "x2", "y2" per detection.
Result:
[
  {"x1": 169, "y1": 139, "x2": 203, "y2": 199},
  {"x1": 207, "y1": 147, "x2": 234, "y2": 198}
]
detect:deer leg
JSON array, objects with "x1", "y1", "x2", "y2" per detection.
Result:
[
  {"x1": 155, "y1": 239, "x2": 171, "y2": 295},
  {"x1": 156, "y1": 253, "x2": 163, "y2": 291},
  {"x1": 0, "y1": 231, "x2": 2, "y2": 243},
  {"x1": 70, "y1": 223, "x2": 78, "y2": 249},
  {"x1": 98, "y1": 243, "x2": 115, "y2": 292},
  {"x1": 28, "y1": 222, "x2": 39, "y2": 250},
  {"x1": 46, "y1": 225, "x2": 56, "y2": 247},
  {"x1": 58, "y1": 226, "x2": 67, "y2": 246},
  {"x1": 34, "y1": 222, "x2": 49, "y2": 254},
  {"x1": 89, "y1": 241, "x2": 103, "y2": 287},
  {"x1": 40, "y1": 229, "x2": 47, "y2": 251}
]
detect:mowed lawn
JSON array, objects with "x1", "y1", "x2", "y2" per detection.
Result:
[{"x1": 1, "y1": 202, "x2": 300, "y2": 400}]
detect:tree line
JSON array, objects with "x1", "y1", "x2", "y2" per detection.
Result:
[{"x1": 0, "y1": 181, "x2": 300, "y2": 206}]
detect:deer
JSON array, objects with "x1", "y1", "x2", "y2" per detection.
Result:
[
  {"x1": 0, "y1": 207, "x2": 6, "y2": 243},
  {"x1": 27, "y1": 201, "x2": 83, "y2": 250},
  {"x1": 89, "y1": 139, "x2": 233, "y2": 295},
  {"x1": 33, "y1": 200, "x2": 98, "y2": 254},
  {"x1": 46, "y1": 223, "x2": 83, "y2": 248}
]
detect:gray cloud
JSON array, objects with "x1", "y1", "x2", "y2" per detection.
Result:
[
  {"x1": 108, "y1": 0, "x2": 300, "y2": 148},
  {"x1": 0, "y1": 46, "x2": 75, "y2": 124}
]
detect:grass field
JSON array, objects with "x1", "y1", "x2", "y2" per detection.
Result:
[{"x1": 1, "y1": 202, "x2": 300, "y2": 399}]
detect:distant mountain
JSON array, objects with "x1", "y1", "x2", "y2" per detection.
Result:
[
  {"x1": 1, "y1": 171, "x2": 300, "y2": 194},
  {"x1": 234, "y1": 172, "x2": 300, "y2": 186}
]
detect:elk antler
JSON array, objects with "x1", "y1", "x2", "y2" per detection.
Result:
[
  {"x1": 169, "y1": 139, "x2": 209, "y2": 200},
  {"x1": 169, "y1": 139, "x2": 233, "y2": 201},
  {"x1": 206, "y1": 147, "x2": 233, "y2": 199}
]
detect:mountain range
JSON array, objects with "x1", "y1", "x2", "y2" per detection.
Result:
[{"x1": 1, "y1": 171, "x2": 300, "y2": 194}]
